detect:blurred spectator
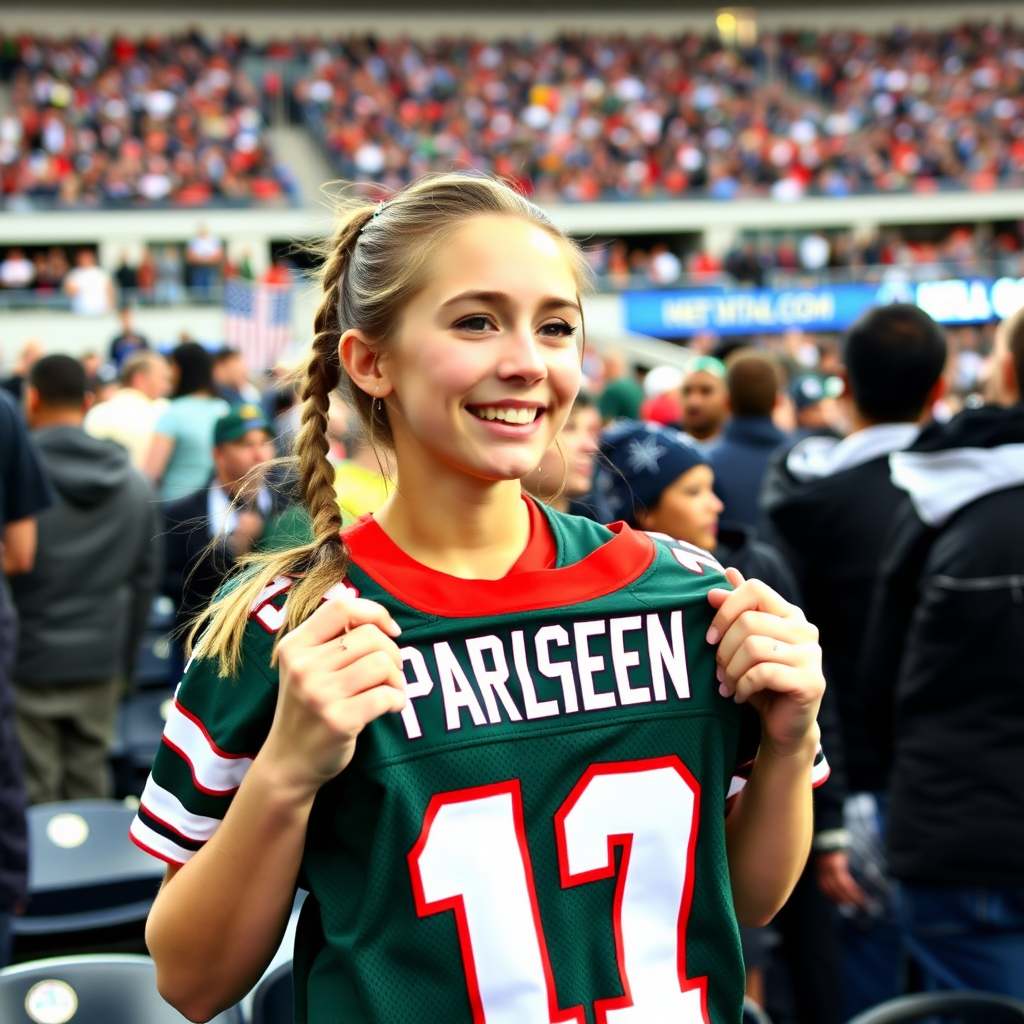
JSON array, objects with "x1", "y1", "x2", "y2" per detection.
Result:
[
  {"x1": 84, "y1": 351, "x2": 172, "y2": 469},
  {"x1": 0, "y1": 388, "x2": 54, "y2": 966},
  {"x1": 107, "y1": 306, "x2": 150, "y2": 369},
  {"x1": 680, "y1": 355, "x2": 729, "y2": 450},
  {"x1": 162, "y1": 404, "x2": 279, "y2": 660},
  {"x1": 859, "y1": 307, "x2": 1024, "y2": 997},
  {"x1": 155, "y1": 245, "x2": 185, "y2": 305},
  {"x1": 788, "y1": 374, "x2": 845, "y2": 440},
  {"x1": 597, "y1": 350, "x2": 643, "y2": 424},
  {"x1": 11, "y1": 355, "x2": 158, "y2": 804},
  {"x1": 63, "y1": 248, "x2": 114, "y2": 316},
  {"x1": 1, "y1": 339, "x2": 45, "y2": 402},
  {"x1": 725, "y1": 241, "x2": 764, "y2": 287},
  {"x1": 648, "y1": 244, "x2": 682, "y2": 285},
  {"x1": 113, "y1": 250, "x2": 137, "y2": 295},
  {"x1": 135, "y1": 248, "x2": 157, "y2": 303},
  {"x1": 799, "y1": 233, "x2": 831, "y2": 272},
  {"x1": 330, "y1": 397, "x2": 393, "y2": 520},
  {"x1": 761, "y1": 304, "x2": 948, "y2": 1018},
  {"x1": 0, "y1": 249, "x2": 35, "y2": 290},
  {"x1": 185, "y1": 225, "x2": 224, "y2": 299},
  {"x1": 523, "y1": 391, "x2": 601, "y2": 517},
  {"x1": 708, "y1": 349, "x2": 788, "y2": 530},
  {"x1": 212, "y1": 347, "x2": 261, "y2": 406},
  {"x1": 639, "y1": 364, "x2": 684, "y2": 425},
  {"x1": 144, "y1": 342, "x2": 230, "y2": 501}
]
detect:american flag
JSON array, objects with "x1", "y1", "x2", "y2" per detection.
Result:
[{"x1": 223, "y1": 278, "x2": 293, "y2": 373}]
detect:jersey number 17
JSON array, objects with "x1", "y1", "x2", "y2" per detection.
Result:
[{"x1": 408, "y1": 755, "x2": 712, "y2": 1024}]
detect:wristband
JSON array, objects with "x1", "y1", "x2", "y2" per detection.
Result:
[{"x1": 812, "y1": 828, "x2": 850, "y2": 853}]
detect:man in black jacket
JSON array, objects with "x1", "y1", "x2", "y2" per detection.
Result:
[
  {"x1": 162, "y1": 404, "x2": 280, "y2": 659},
  {"x1": 0, "y1": 389, "x2": 54, "y2": 964},
  {"x1": 859, "y1": 309, "x2": 1024, "y2": 996},
  {"x1": 11, "y1": 356, "x2": 159, "y2": 805},
  {"x1": 760, "y1": 304, "x2": 947, "y2": 1017}
]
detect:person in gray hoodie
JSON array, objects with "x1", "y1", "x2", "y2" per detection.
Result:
[{"x1": 11, "y1": 355, "x2": 160, "y2": 805}]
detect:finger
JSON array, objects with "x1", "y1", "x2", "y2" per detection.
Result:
[
  {"x1": 731, "y1": 661, "x2": 824, "y2": 707},
  {"x1": 324, "y1": 653, "x2": 407, "y2": 700},
  {"x1": 715, "y1": 610, "x2": 817, "y2": 669},
  {"x1": 721, "y1": 635, "x2": 815, "y2": 689},
  {"x1": 706, "y1": 565, "x2": 745, "y2": 609},
  {"x1": 706, "y1": 578, "x2": 795, "y2": 645},
  {"x1": 288, "y1": 596, "x2": 401, "y2": 647},
  {"x1": 321, "y1": 682, "x2": 408, "y2": 735},
  {"x1": 311, "y1": 623, "x2": 403, "y2": 672}
]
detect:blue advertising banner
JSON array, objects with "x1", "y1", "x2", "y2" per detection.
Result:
[{"x1": 624, "y1": 277, "x2": 1024, "y2": 337}]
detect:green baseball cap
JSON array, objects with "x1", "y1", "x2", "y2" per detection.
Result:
[{"x1": 214, "y1": 404, "x2": 273, "y2": 446}]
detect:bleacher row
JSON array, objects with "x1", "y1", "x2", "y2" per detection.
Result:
[{"x1": 3, "y1": 19, "x2": 1024, "y2": 208}]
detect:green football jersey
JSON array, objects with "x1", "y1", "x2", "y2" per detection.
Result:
[{"x1": 131, "y1": 504, "x2": 824, "y2": 1024}]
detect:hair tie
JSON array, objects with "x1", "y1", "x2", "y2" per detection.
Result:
[{"x1": 359, "y1": 200, "x2": 389, "y2": 234}]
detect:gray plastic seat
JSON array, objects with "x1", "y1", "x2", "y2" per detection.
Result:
[
  {"x1": 14, "y1": 800, "x2": 164, "y2": 939},
  {"x1": 848, "y1": 992, "x2": 1024, "y2": 1024},
  {"x1": 0, "y1": 954, "x2": 242, "y2": 1024}
]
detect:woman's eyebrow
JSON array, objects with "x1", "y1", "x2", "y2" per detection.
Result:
[{"x1": 440, "y1": 289, "x2": 581, "y2": 314}]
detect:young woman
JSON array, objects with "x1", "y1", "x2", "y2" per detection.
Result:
[{"x1": 135, "y1": 175, "x2": 826, "y2": 1024}]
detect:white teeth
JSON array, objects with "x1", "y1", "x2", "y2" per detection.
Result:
[{"x1": 472, "y1": 406, "x2": 538, "y2": 424}]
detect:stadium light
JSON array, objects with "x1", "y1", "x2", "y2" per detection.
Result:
[{"x1": 716, "y1": 7, "x2": 757, "y2": 49}]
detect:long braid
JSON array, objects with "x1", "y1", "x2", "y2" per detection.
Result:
[{"x1": 282, "y1": 209, "x2": 375, "y2": 632}]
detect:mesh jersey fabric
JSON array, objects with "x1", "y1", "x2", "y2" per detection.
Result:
[{"x1": 131, "y1": 503, "x2": 827, "y2": 1024}]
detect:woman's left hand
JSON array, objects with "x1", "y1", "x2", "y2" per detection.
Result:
[{"x1": 707, "y1": 567, "x2": 825, "y2": 758}]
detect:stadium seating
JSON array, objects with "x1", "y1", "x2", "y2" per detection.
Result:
[
  {"x1": 847, "y1": 992, "x2": 1024, "y2": 1024},
  {"x1": 0, "y1": 954, "x2": 243, "y2": 1023},
  {"x1": 250, "y1": 961, "x2": 293, "y2": 1024},
  {"x1": 13, "y1": 800, "x2": 164, "y2": 957},
  {"x1": 3, "y1": 21, "x2": 1023, "y2": 210}
]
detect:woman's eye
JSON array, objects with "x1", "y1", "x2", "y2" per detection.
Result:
[
  {"x1": 538, "y1": 321, "x2": 578, "y2": 339},
  {"x1": 456, "y1": 315, "x2": 494, "y2": 332}
]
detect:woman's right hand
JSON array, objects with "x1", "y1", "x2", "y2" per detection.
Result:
[{"x1": 261, "y1": 597, "x2": 406, "y2": 798}]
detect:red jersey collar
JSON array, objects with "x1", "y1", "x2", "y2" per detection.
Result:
[{"x1": 341, "y1": 498, "x2": 655, "y2": 618}]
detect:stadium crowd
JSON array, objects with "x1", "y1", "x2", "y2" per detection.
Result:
[
  {"x1": 0, "y1": 31, "x2": 295, "y2": 208},
  {"x1": 2, "y1": 19, "x2": 1024, "y2": 207},
  {"x1": 294, "y1": 22, "x2": 1024, "y2": 201},
  {"x1": 1, "y1": 293, "x2": 1022, "y2": 1021}
]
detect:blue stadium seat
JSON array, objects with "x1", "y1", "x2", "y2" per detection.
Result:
[
  {"x1": 112, "y1": 689, "x2": 174, "y2": 797},
  {"x1": 13, "y1": 801, "x2": 164, "y2": 942},
  {"x1": 848, "y1": 992, "x2": 1024, "y2": 1024},
  {"x1": 0, "y1": 954, "x2": 242, "y2": 1023},
  {"x1": 251, "y1": 961, "x2": 293, "y2": 1024},
  {"x1": 134, "y1": 596, "x2": 176, "y2": 689}
]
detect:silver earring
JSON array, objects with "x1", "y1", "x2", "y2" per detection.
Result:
[{"x1": 374, "y1": 386, "x2": 382, "y2": 413}]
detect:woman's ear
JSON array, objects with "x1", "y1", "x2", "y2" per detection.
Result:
[{"x1": 340, "y1": 329, "x2": 391, "y2": 399}]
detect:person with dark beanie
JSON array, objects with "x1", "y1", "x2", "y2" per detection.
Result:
[
  {"x1": 595, "y1": 420, "x2": 843, "y2": 1022},
  {"x1": 143, "y1": 341, "x2": 229, "y2": 501},
  {"x1": 760, "y1": 303, "x2": 948, "y2": 1017},
  {"x1": 708, "y1": 350, "x2": 789, "y2": 531}
]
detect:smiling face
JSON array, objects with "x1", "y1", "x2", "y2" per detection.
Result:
[
  {"x1": 523, "y1": 400, "x2": 602, "y2": 506},
  {"x1": 635, "y1": 464, "x2": 723, "y2": 552},
  {"x1": 375, "y1": 215, "x2": 584, "y2": 487}
]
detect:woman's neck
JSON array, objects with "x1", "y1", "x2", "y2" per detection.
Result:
[{"x1": 374, "y1": 467, "x2": 530, "y2": 580}]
